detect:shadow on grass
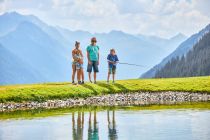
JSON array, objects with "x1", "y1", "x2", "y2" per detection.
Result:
[
  {"x1": 96, "y1": 82, "x2": 116, "y2": 93},
  {"x1": 81, "y1": 84, "x2": 98, "y2": 95},
  {"x1": 113, "y1": 83, "x2": 129, "y2": 92}
]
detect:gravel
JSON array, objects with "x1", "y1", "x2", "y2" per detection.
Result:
[{"x1": 1, "y1": 91, "x2": 210, "y2": 112}]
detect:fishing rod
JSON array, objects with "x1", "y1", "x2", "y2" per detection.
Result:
[{"x1": 108, "y1": 60, "x2": 148, "y2": 68}]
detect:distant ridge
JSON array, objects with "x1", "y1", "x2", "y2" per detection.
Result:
[{"x1": 141, "y1": 24, "x2": 210, "y2": 78}]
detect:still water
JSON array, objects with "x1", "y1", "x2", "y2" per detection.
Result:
[{"x1": 0, "y1": 106, "x2": 210, "y2": 140}]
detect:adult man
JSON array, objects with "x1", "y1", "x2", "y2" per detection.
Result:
[{"x1": 86, "y1": 37, "x2": 99, "y2": 84}]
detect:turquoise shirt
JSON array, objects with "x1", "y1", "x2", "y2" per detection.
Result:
[{"x1": 86, "y1": 45, "x2": 99, "y2": 61}]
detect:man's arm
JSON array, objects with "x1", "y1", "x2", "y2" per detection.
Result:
[
  {"x1": 97, "y1": 51, "x2": 99, "y2": 65},
  {"x1": 87, "y1": 51, "x2": 91, "y2": 64}
]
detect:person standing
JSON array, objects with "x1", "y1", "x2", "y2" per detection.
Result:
[
  {"x1": 72, "y1": 41, "x2": 84, "y2": 84},
  {"x1": 86, "y1": 37, "x2": 99, "y2": 84},
  {"x1": 107, "y1": 49, "x2": 119, "y2": 84}
]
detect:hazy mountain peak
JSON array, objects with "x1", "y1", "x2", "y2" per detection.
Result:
[
  {"x1": 109, "y1": 30, "x2": 125, "y2": 35},
  {"x1": 170, "y1": 33, "x2": 186, "y2": 40},
  {"x1": 2, "y1": 11, "x2": 20, "y2": 16}
]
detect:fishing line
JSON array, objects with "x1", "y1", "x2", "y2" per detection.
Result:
[
  {"x1": 108, "y1": 60, "x2": 149, "y2": 68},
  {"x1": 118, "y1": 62, "x2": 148, "y2": 67}
]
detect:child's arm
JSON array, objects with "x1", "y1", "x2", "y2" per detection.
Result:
[
  {"x1": 115, "y1": 55, "x2": 119, "y2": 64},
  {"x1": 107, "y1": 55, "x2": 114, "y2": 64},
  {"x1": 79, "y1": 50, "x2": 84, "y2": 59}
]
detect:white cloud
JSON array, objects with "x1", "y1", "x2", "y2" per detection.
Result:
[{"x1": 0, "y1": 0, "x2": 210, "y2": 38}]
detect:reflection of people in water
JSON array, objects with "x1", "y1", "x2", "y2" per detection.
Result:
[
  {"x1": 107, "y1": 110, "x2": 118, "y2": 140},
  {"x1": 88, "y1": 111, "x2": 99, "y2": 140},
  {"x1": 72, "y1": 112, "x2": 84, "y2": 140}
]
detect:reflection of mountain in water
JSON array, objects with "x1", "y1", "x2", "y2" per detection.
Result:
[{"x1": 71, "y1": 110, "x2": 118, "y2": 140}]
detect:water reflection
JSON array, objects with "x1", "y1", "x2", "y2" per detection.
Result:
[
  {"x1": 72, "y1": 112, "x2": 84, "y2": 140},
  {"x1": 88, "y1": 111, "x2": 99, "y2": 140},
  {"x1": 71, "y1": 110, "x2": 118, "y2": 140},
  {"x1": 107, "y1": 111, "x2": 117, "y2": 140}
]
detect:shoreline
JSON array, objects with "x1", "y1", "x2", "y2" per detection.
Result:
[{"x1": 1, "y1": 91, "x2": 210, "y2": 112}]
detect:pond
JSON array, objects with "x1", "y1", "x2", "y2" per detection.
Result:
[{"x1": 0, "y1": 103, "x2": 210, "y2": 140}]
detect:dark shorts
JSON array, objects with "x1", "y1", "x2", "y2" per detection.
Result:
[
  {"x1": 87, "y1": 61, "x2": 99, "y2": 73},
  {"x1": 109, "y1": 66, "x2": 116, "y2": 74}
]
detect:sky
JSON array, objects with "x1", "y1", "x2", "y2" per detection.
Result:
[{"x1": 0, "y1": 0, "x2": 210, "y2": 38}]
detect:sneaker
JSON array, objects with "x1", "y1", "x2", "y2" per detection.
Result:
[
  {"x1": 81, "y1": 81, "x2": 85, "y2": 84},
  {"x1": 89, "y1": 80, "x2": 92, "y2": 83},
  {"x1": 107, "y1": 81, "x2": 109, "y2": 84},
  {"x1": 112, "y1": 81, "x2": 115, "y2": 84},
  {"x1": 94, "y1": 81, "x2": 97, "y2": 84},
  {"x1": 72, "y1": 81, "x2": 75, "y2": 84},
  {"x1": 78, "y1": 81, "x2": 82, "y2": 84}
]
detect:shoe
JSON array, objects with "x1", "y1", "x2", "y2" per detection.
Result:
[
  {"x1": 78, "y1": 81, "x2": 82, "y2": 84},
  {"x1": 112, "y1": 81, "x2": 115, "y2": 84},
  {"x1": 107, "y1": 81, "x2": 109, "y2": 84},
  {"x1": 72, "y1": 81, "x2": 75, "y2": 84},
  {"x1": 81, "y1": 81, "x2": 84, "y2": 84},
  {"x1": 89, "y1": 80, "x2": 92, "y2": 83},
  {"x1": 94, "y1": 81, "x2": 97, "y2": 84}
]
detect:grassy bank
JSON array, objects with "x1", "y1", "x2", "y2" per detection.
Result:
[{"x1": 0, "y1": 76, "x2": 210, "y2": 103}]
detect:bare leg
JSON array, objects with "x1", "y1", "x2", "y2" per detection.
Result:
[
  {"x1": 81, "y1": 69, "x2": 84, "y2": 82},
  {"x1": 112, "y1": 74, "x2": 115, "y2": 83},
  {"x1": 94, "y1": 72, "x2": 97, "y2": 82},
  {"x1": 107, "y1": 73, "x2": 110, "y2": 83},
  {"x1": 88, "y1": 72, "x2": 92, "y2": 82},
  {"x1": 72, "y1": 65, "x2": 76, "y2": 83},
  {"x1": 77, "y1": 69, "x2": 80, "y2": 82}
]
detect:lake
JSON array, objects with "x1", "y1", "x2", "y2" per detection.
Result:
[{"x1": 0, "y1": 104, "x2": 210, "y2": 140}]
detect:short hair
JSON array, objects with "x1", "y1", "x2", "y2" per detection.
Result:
[
  {"x1": 91, "y1": 37, "x2": 97, "y2": 42},
  {"x1": 110, "y1": 48, "x2": 115, "y2": 53}
]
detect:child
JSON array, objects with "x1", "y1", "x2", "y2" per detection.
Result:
[
  {"x1": 107, "y1": 49, "x2": 119, "y2": 84},
  {"x1": 72, "y1": 41, "x2": 84, "y2": 84}
]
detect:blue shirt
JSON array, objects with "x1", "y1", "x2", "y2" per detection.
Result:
[{"x1": 107, "y1": 54, "x2": 119, "y2": 68}]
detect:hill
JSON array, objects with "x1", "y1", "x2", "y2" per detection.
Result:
[
  {"x1": 155, "y1": 31, "x2": 210, "y2": 78},
  {"x1": 0, "y1": 43, "x2": 44, "y2": 84},
  {"x1": 141, "y1": 24, "x2": 210, "y2": 78}
]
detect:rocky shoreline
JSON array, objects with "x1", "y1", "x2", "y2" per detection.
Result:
[{"x1": 1, "y1": 91, "x2": 210, "y2": 112}]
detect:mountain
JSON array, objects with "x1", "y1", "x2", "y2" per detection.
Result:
[
  {"x1": 0, "y1": 43, "x2": 44, "y2": 84},
  {"x1": 155, "y1": 31, "x2": 210, "y2": 78},
  {"x1": 136, "y1": 33, "x2": 187, "y2": 52},
  {"x1": 141, "y1": 24, "x2": 210, "y2": 78},
  {"x1": 0, "y1": 12, "x2": 186, "y2": 84},
  {"x1": 0, "y1": 21, "x2": 70, "y2": 82}
]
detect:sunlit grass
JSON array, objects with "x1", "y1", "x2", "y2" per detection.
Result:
[{"x1": 0, "y1": 76, "x2": 210, "y2": 103}]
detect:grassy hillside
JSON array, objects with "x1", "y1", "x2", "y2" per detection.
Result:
[{"x1": 0, "y1": 76, "x2": 210, "y2": 103}]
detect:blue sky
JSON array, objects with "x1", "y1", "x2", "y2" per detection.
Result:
[{"x1": 0, "y1": 0, "x2": 210, "y2": 38}]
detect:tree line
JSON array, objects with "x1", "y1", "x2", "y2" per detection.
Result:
[{"x1": 155, "y1": 31, "x2": 210, "y2": 78}]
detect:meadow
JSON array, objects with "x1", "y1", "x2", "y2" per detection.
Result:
[{"x1": 0, "y1": 76, "x2": 210, "y2": 103}]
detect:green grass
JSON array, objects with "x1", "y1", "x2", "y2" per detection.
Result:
[
  {"x1": 0, "y1": 76, "x2": 210, "y2": 103},
  {"x1": 1, "y1": 102, "x2": 210, "y2": 120}
]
